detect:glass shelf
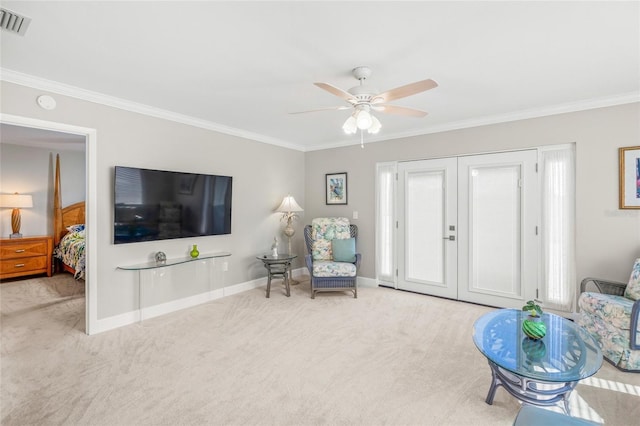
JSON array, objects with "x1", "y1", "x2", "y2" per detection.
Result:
[{"x1": 118, "y1": 252, "x2": 231, "y2": 271}]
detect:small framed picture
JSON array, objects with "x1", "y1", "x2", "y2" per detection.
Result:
[
  {"x1": 326, "y1": 172, "x2": 348, "y2": 205},
  {"x1": 619, "y1": 146, "x2": 640, "y2": 209}
]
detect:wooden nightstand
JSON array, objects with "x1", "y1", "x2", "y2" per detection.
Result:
[{"x1": 0, "y1": 236, "x2": 53, "y2": 280}]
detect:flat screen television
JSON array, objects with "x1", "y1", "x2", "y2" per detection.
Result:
[{"x1": 114, "y1": 166, "x2": 232, "y2": 244}]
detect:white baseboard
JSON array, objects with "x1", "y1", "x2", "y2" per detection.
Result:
[
  {"x1": 93, "y1": 277, "x2": 267, "y2": 334},
  {"x1": 91, "y1": 268, "x2": 376, "y2": 335},
  {"x1": 91, "y1": 310, "x2": 140, "y2": 334},
  {"x1": 141, "y1": 288, "x2": 225, "y2": 320},
  {"x1": 223, "y1": 278, "x2": 264, "y2": 297},
  {"x1": 358, "y1": 276, "x2": 378, "y2": 288}
]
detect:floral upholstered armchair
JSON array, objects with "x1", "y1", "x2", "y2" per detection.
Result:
[
  {"x1": 304, "y1": 217, "x2": 360, "y2": 299},
  {"x1": 577, "y1": 258, "x2": 640, "y2": 372}
]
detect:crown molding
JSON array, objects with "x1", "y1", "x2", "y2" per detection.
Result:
[
  {"x1": 306, "y1": 92, "x2": 640, "y2": 151},
  {"x1": 3, "y1": 68, "x2": 637, "y2": 154},
  {"x1": 0, "y1": 68, "x2": 306, "y2": 152},
  {"x1": 410, "y1": 92, "x2": 640, "y2": 139}
]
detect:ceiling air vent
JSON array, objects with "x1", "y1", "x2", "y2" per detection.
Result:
[{"x1": 0, "y1": 8, "x2": 31, "y2": 36}]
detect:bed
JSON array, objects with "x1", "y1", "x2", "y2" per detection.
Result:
[{"x1": 52, "y1": 154, "x2": 86, "y2": 280}]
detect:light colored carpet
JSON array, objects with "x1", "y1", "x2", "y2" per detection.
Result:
[{"x1": 1, "y1": 274, "x2": 639, "y2": 426}]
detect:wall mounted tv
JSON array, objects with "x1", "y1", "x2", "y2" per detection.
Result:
[{"x1": 114, "y1": 166, "x2": 232, "y2": 244}]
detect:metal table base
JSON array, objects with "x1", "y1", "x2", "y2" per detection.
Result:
[{"x1": 485, "y1": 360, "x2": 578, "y2": 414}]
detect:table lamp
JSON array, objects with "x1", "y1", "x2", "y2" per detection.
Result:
[
  {"x1": 0, "y1": 192, "x2": 33, "y2": 238},
  {"x1": 275, "y1": 195, "x2": 304, "y2": 253},
  {"x1": 275, "y1": 194, "x2": 304, "y2": 283}
]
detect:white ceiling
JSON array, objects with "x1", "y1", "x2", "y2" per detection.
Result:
[{"x1": 1, "y1": 1, "x2": 639, "y2": 152}]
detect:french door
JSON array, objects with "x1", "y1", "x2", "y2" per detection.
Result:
[
  {"x1": 397, "y1": 158, "x2": 458, "y2": 298},
  {"x1": 397, "y1": 150, "x2": 539, "y2": 309}
]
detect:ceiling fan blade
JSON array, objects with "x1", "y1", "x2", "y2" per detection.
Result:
[
  {"x1": 374, "y1": 104, "x2": 428, "y2": 117},
  {"x1": 289, "y1": 105, "x2": 351, "y2": 114},
  {"x1": 372, "y1": 79, "x2": 438, "y2": 103},
  {"x1": 314, "y1": 82, "x2": 357, "y2": 103}
]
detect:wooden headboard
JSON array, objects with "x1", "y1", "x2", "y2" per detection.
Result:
[{"x1": 53, "y1": 154, "x2": 86, "y2": 246}]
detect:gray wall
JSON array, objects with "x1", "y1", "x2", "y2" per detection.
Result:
[
  {"x1": 2, "y1": 78, "x2": 638, "y2": 322},
  {"x1": 0, "y1": 144, "x2": 85, "y2": 237},
  {"x1": 305, "y1": 103, "x2": 640, "y2": 285},
  {"x1": 1, "y1": 81, "x2": 305, "y2": 320}
]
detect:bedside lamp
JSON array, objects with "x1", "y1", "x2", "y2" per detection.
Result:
[{"x1": 0, "y1": 193, "x2": 33, "y2": 238}]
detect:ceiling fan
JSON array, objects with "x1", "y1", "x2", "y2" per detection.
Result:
[{"x1": 291, "y1": 66, "x2": 438, "y2": 135}]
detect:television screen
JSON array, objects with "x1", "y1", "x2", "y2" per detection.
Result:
[{"x1": 114, "y1": 166, "x2": 232, "y2": 244}]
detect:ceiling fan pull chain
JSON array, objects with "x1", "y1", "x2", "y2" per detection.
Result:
[{"x1": 360, "y1": 130, "x2": 364, "y2": 149}]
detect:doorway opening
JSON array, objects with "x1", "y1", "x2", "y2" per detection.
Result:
[{"x1": 0, "y1": 114, "x2": 97, "y2": 334}]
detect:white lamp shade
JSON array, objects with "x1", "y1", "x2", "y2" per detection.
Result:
[
  {"x1": 0, "y1": 193, "x2": 33, "y2": 208},
  {"x1": 367, "y1": 115, "x2": 382, "y2": 134},
  {"x1": 356, "y1": 109, "x2": 373, "y2": 130},
  {"x1": 275, "y1": 195, "x2": 304, "y2": 213},
  {"x1": 342, "y1": 115, "x2": 357, "y2": 134}
]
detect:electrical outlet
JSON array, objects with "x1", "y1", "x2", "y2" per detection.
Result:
[
  {"x1": 222, "y1": 262, "x2": 228, "y2": 272},
  {"x1": 353, "y1": 211, "x2": 359, "y2": 219}
]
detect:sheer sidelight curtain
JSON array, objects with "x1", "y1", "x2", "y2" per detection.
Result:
[
  {"x1": 375, "y1": 162, "x2": 396, "y2": 286},
  {"x1": 540, "y1": 145, "x2": 575, "y2": 312},
  {"x1": 375, "y1": 145, "x2": 576, "y2": 311}
]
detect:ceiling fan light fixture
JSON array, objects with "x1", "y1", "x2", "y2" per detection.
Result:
[
  {"x1": 356, "y1": 108, "x2": 373, "y2": 130},
  {"x1": 342, "y1": 115, "x2": 357, "y2": 134},
  {"x1": 368, "y1": 115, "x2": 381, "y2": 134},
  {"x1": 296, "y1": 67, "x2": 437, "y2": 142}
]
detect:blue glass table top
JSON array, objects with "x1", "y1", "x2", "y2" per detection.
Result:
[
  {"x1": 473, "y1": 309, "x2": 602, "y2": 383},
  {"x1": 256, "y1": 254, "x2": 297, "y2": 263}
]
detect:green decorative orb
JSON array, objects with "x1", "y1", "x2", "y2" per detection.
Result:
[{"x1": 522, "y1": 318, "x2": 546, "y2": 340}]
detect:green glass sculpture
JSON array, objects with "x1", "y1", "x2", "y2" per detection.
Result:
[
  {"x1": 522, "y1": 300, "x2": 546, "y2": 340},
  {"x1": 521, "y1": 337, "x2": 547, "y2": 361},
  {"x1": 190, "y1": 244, "x2": 199, "y2": 258}
]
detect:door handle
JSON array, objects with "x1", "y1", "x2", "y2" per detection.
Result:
[{"x1": 443, "y1": 236, "x2": 455, "y2": 241}]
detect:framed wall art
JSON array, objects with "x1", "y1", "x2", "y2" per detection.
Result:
[
  {"x1": 619, "y1": 146, "x2": 640, "y2": 209},
  {"x1": 326, "y1": 172, "x2": 347, "y2": 205}
]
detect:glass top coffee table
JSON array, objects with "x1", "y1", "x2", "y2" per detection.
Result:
[
  {"x1": 472, "y1": 308, "x2": 602, "y2": 414},
  {"x1": 256, "y1": 254, "x2": 297, "y2": 298}
]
